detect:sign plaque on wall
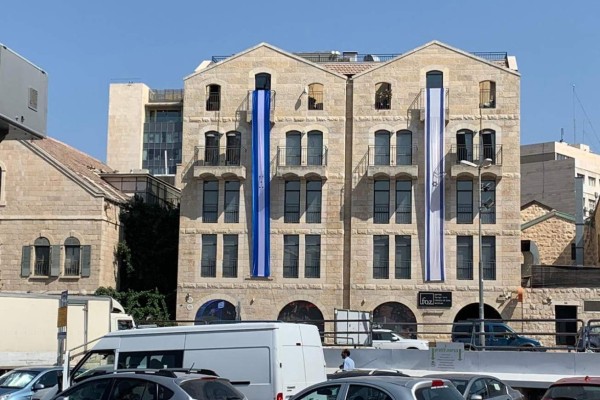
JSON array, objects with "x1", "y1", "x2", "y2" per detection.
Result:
[{"x1": 418, "y1": 291, "x2": 452, "y2": 308}]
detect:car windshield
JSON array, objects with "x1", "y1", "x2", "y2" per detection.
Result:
[
  {"x1": 0, "y1": 370, "x2": 38, "y2": 389},
  {"x1": 544, "y1": 384, "x2": 600, "y2": 400},
  {"x1": 179, "y1": 379, "x2": 245, "y2": 400}
]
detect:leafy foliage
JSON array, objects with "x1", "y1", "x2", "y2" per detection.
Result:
[{"x1": 95, "y1": 287, "x2": 171, "y2": 324}]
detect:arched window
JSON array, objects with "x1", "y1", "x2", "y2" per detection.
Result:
[
  {"x1": 373, "y1": 302, "x2": 418, "y2": 337},
  {"x1": 308, "y1": 83, "x2": 323, "y2": 110},
  {"x1": 34, "y1": 237, "x2": 50, "y2": 276},
  {"x1": 195, "y1": 299, "x2": 237, "y2": 324},
  {"x1": 307, "y1": 130, "x2": 323, "y2": 165},
  {"x1": 278, "y1": 301, "x2": 324, "y2": 334},
  {"x1": 481, "y1": 129, "x2": 496, "y2": 163},
  {"x1": 255, "y1": 73, "x2": 271, "y2": 90},
  {"x1": 285, "y1": 131, "x2": 301, "y2": 166},
  {"x1": 374, "y1": 130, "x2": 391, "y2": 165},
  {"x1": 64, "y1": 237, "x2": 81, "y2": 276},
  {"x1": 456, "y1": 129, "x2": 474, "y2": 162},
  {"x1": 479, "y1": 81, "x2": 496, "y2": 108},
  {"x1": 206, "y1": 84, "x2": 221, "y2": 111},
  {"x1": 225, "y1": 131, "x2": 241, "y2": 166},
  {"x1": 375, "y1": 82, "x2": 392, "y2": 110},
  {"x1": 204, "y1": 131, "x2": 220, "y2": 166},
  {"x1": 426, "y1": 70, "x2": 443, "y2": 89}
]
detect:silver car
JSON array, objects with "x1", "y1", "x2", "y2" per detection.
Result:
[
  {"x1": 423, "y1": 374, "x2": 523, "y2": 400},
  {"x1": 290, "y1": 376, "x2": 464, "y2": 400},
  {"x1": 0, "y1": 366, "x2": 62, "y2": 400},
  {"x1": 51, "y1": 370, "x2": 246, "y2": 400}
]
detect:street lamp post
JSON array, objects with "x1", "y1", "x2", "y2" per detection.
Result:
[{"x1": 460, "y1": 157, "x2": 492, "y2": 349}]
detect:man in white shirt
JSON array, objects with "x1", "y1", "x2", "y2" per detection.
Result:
[{"x1": 340, "y1": 349, "x2": 355, "y2": 371}]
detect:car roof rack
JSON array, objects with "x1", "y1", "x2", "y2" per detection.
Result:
[{"x1": 155, "y1": 368, "x2": 219, "y2": 377}]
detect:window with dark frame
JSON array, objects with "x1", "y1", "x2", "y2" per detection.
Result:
[
  {"x1": 395, "y1": 180, "x2": 412, "y2": 224},
  {"x1": 283, "y1": 235, "x2": 299, "y2": 278},
  {"x1": 201, "y1": 234, "x2": 217, "y2": 277},
  {"x1": 375, "y1": 82, "x2": 392, "y2": 110},
  {"x1": 305, "y1": 235, "x2": 321, "y2": 278},
  {"x1": 308, "y1": 83, "x2": 324, "y2": 110},
  {"x1": 285, "y1": 131, "x2": 301, "y2": 166},
  {"x1": 64, "y1": 237, "x2": 81, "y2": 276},
  {"x1": 374, "y1": 179, "x2": 390, "y2": 224},
  {"x1": 457, "y1": 129, "x2": 474, "y2": 163},
  {"x1": 255, "y1": 73, "x2": 271, "y2": 90},
  {"x1": 307, "y1": 131, "x2": 323, "y2": 166},
  {"x1": 479, "y1": 81, "x2": 496, "y2": 108},
  {"x1": 306, "y1": 180, "x2": 322, "y2": 223},
  {"x1": 395, "y1": 235, "x2": 411, "y2": 279},
  {"x1": 204, "y1": 131, "x2": 220, "y2": 166},
  {"x1": 34, "y1": 237, "x2": 50, "y2": 276},
  {"x1": 396, "y1": 130, "x2": 412, "y2": 165},
  {"x1": 426, "y1": 70, "x2": 443, "y2": 89},
  {"x1": 284, "y1": 180, "x2": 300, "y2": 223},
  {"x1": 206, "y1": 84, "x2": 221, "y2": 111},
  {"x1": 224, "y1": 181, "x2": 240, "y2": 223},
  {"x1": 202, "y1": 180, "x2": 219, "y2": 223},
  {"x1": 374, "y1": 130, "x2": 391, "y2": 166},
  {"x1": 373, "y1": 235, "x2": 389, "y2": 279},
  {"x1": 222, "y1": 235, "x2": 238, "y2": 278},
  {"x1": 482, "y1": 236, "x2": 496, "y2": 280},
  {"x1": 481, "y1": 129, "x2": 496, "y2": 163},
  {"x1": 457, "y1": 236, "x2": 473, "y2": 280},
  {"x1": 457, "y1": 180, "x2": 474, "y2": 224}
]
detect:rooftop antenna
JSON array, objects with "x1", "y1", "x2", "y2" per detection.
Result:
[{"x1": 572, "y1": 84, "x2": 577, "y2": 143}]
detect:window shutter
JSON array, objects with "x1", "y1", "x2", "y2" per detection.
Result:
[
  {"x1": 81, "y1": 245, "x2": 91, "y2": 277},
  {"x1": 21, "y1": 246, "x2": 31, "y2": 277},
  {"x1": 50, "y1": 245, "x2": 61, "y2": 277}
]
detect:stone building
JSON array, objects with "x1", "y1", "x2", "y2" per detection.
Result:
[
  {"x1": 521, "y1": 141, "x2": 600, "y2": 217},
  {"x1": 0, "y1": 137, "x2": 129, "y2": 293},
  {"x1": 155, "y1": 40, "x2": 523, "y2": 333}
]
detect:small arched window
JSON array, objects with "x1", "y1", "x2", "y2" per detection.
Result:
[
  {"x1": 206, "y1": 84, "x2": 221, "y2": 111},
  {"x1": 64, "y1": 237, "x2": 81, "y2": 276},
  {"x1": 426, "y1": 70, "x2": 443, "y2": 88},
  {"x1": 479, "y1": 80, "x2": 496, "y2": 108},
  {"x1": 308, "y1": 83, "x2": 324, "y2": 110},
  {"x1": 34, "y1": 237, "x2": 50, "y2": 276},
  {"x1": 204, "y1": 131, "x2": 220, "y2": 166},
  {"x1": 255, "y1": 73, "x2": 271, "y2": 90},
  {"x1": 456, "y1": 129, "x2": 474, "y2": 162},
  {"x1": 375, "y1": 82, "x2": 392, "y2": 110}
]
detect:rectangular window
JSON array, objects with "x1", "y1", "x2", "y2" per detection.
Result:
[
  {"x1": 222, "y1": 235, "x2": 238, "y2": 278},
  {"x1": 202, "y1": 180, "x2": 219, "y2": 223},
  {"x1": 395, "y1": 180, "x2": 412, "y2": 224},
  {"x1": 306, "y1": 180, "x2": 322, "y2": 223},
  {"x1": 224, "y1": 181, "x2": 240, "y2": 223},
  {"x1": 373, "y1": 235, "x2": 389, "y2": 279},
  {"x1": 589, "y1": 199, "x2": 596, "y2": 214},
  {"x1": 35, "y1": 247, "x2": 50, "y2": 276},
  {"x1": 201, "y1": 235, "x2": 217, "y2": 277},
  {"x1": 374, "y1": 180, "x2": 390, "y2": 224},
  {"x1": 479, "y1": 80, "x2": 496, "y2": 108},
  {"x1": 589, "y1": 177, "x2": 596, "y2": 187},
  {"x1": 457, "y1": 180, "x2": 473, "y2": 224},
  {"x1": 457, "y1": 236, "x2": 473, "y2": 280},
  {"x1": 395, "y1": 235, "x2": 411, "y2": 279},
  {"x1": 64, "y1": 246, "x2": 80, "y2": 276},
  {"x1": 481, "y1": 179, "x2": 496, "y2": 224},
  {"x1": 283, "y1": 235, "x2": 299, "y2": 278},
  {"x1": 284, "y1": 180, "x2": 300, "y2": 223},
  {"x1": 482, "y1": 236, "x2": 496, "y2": 280},
  {"x1": 305, "y1": 235, "x2": 321, "y2": 278}
]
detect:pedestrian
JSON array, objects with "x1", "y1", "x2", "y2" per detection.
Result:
[{"x1": 340, "y1": 349, "x2": 355, "y2": 371}]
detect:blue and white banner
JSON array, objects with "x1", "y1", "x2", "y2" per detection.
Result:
[
  {"x1": 251, "y1": 90, "x2": 271, "y2": 277},
  {"x1": 424, "y1": 88, "x2": 445, "y2": 281}
]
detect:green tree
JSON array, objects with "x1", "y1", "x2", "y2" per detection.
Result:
[
  {"x1": 95, "y1": 287, "x2": 171, "y2": 324},
  {"x1": 116, "y1": 196, "x2": 179, "y2": 318}
]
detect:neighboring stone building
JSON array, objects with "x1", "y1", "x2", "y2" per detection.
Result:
[
  {"x1": 0, "y1": 137, "x2": 129, "y2": 293},
  {"x1": 521, "y1": 141, "x2": 600, "y2": 217}
]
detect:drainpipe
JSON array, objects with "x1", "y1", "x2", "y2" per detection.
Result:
[{"x1": 575, "y1": 176, "x2": 584, "y2": 265}]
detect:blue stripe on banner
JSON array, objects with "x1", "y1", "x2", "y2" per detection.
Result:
[
  {"x1": 251, "y1": 90, "x2": 271, "y2": 277},
  {"x1": 425, "y1": 91, "x2": 431, "y2": 281}
]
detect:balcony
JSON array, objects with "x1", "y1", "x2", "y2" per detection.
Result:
[
  {"x1": 276, "y1": 146, "x2": 328, "y2": 179},
  {"x1": 149, "y1": 89, "x2": 184, "y2": 103},
  {"x1": 239, "y1": 90, "x2": 276, "y2": 123},
  {"x1": 193, "y1": 146, "x2": 246, "y2": 180},
  {"x1": 366, "y1": 145, "x2": 418, "y2": 179},
  {"x1": 457, "y1": 260, "x2": 474, "y2": 280},
  {"x1": 449, "y1": 145, "x2": 503, "y2": 178},
  {"x1": 409, "y1": 88, "x2": 449, "y2": 122},
  {"x1": 373, "y1": 260, "x2": 390, "y2": 279}
]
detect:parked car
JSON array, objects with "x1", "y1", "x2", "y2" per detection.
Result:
[
  {"x1": 451, "y1": 321, "x2": 543, "y2": 350},
  {"x1": 541, "y1": 376, "x2": 600, "y2": 400},
  {"x1": 290, "y1": 376, "x2": 464, "y2": 400},
  {"x1": 423, "y1": 373, "x2": 524, "y2": 400},
  {"x1": 576, "y1": 324, "x2": 600, "y2": 352},
  {"x1": 50, "y1": 369, "x2": 247, "y2": 400},
  {"x1": 372, "y1": 329, "x2": 430, "y2": 350},
  {"x1": 0, "y1": 366, "x2": 62, "y2": 400}
]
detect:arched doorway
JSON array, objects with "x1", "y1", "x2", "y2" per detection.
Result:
[
  {"x1": 195, "y1": 299, "x2": 237, "y2": 324},
  {"x1": 373, "y1": 302, "x2": 418, "y2": 338},
  {"x1": 454, "y1": 303, "x2": 502, "y2": 322},
  {"x1": 278, "y1": 301, "x2": 324, "y2": 335}
]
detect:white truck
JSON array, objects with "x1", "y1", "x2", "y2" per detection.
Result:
[
  {"x1": 65, "y1": 322, "x2": 327, "y2": 400},
  {"x1": 0, "y1": 292, "x2": 135, "y2": 371}
]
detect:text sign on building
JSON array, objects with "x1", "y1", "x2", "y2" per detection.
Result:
[{"x1": 418, "y1": 291, "x2": 452, "y2": 308}]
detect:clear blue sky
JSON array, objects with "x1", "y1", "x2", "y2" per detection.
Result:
[{"x1": 2, "y1": 0, "x2": 600, "y2": 162}]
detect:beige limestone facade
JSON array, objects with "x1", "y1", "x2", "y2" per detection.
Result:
[
  {"x1": 0, "y1": 138, "x2": 128, "y2": 294},
  {"x1": 168, "y1": 41, "x2": 526, "y2": 333}
]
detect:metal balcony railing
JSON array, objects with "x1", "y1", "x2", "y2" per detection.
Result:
[
  {"x1": 308, "y1": 91, "x2": 323, "y2": 110},
  {"x1": 64, "y1": 260, "x2": 80, "y2": 276},
  {"x1": 373, "y1": 260, "x2": 390, "y2": 279},
  {"x1": 222, "y1": 260, "x2": 238, "y2": 278},
  {"x1": 457, "y1": 260, "x2": 474, "y2": 280},
  {"x1": 202, "y1": 205, "x2": 218, "y2": 223},
  {"x1": 277, "y1": 146, "x2": 328, "y2": 167},
  {"x1": 483, "y1": 260, "x2": 497, "y2": 280},
  {"x1": 206, "y1": 93, "x2": 220, "y2": 111},
  {"x1": 395, "y1": 206, "x2": 411, "y2": 224},
  {"x1": 367, "y1": 145, "x2": 418, "y2": 166},
  {"x1": 283, "y1": 260, "x2": 299, "y2": 278},
  {"x1": 35, "y1": 259, "x2": 49, "y2": 276},
  {"x1": 472, "y1": 52, "x2": 508, "y2": 63},
  {"x1": 201, "y1": 259, "x2": 216, "y2": 277},
  {"x1": 457, "y1": 204, "x2": 474, "y2": 224},
  {"x1": 373, "y1": 206, "x2": 389, "y2": 224},
  {"x1": 452, "y1": 144, "x2": 503, "y2": 165},
  {"x1": 195, "y1": 146, "x2": 246, "y2": 166},
  {"x1": 395, "y1": 260, "x2": 411, "y2": 279},
  {"x1": 149, "y1": 89, "x2": 184, "y2": 103},
  {"x1": 284, "y1": 205, "x2": 300, "y2": 223},
  {"x1": 305, "y1": 263, "x2": 321, "y2": 278}
]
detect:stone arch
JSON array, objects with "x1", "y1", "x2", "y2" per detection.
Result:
[
  {"x1": 373, "y1": 301, "x2": 418, "y2": 338},
  {"x1": 454, "y1": 303, "x2": 502, "y2": 323},
  {"x1": 195, "y1": 299, "x2": 237, "y2": 324},
  {"x1": 278, "y1": 300, "x2": 324, "y2": 334}
]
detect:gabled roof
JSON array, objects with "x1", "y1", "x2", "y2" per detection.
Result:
[
  {"x1": 22, "y1": 137, "x2": 129, "y2": 203},
  {"x1": 521, "y1": 200, "x2": 554, "y2": 211},
  {"x1": 521, "y1": 210, "x2": 575, "y2": 231},
  {"x1": 185, "y1": 42, "x2": 348, "y2": 81},
  {"x1": 351, "y1": 40, "x2": 520, "y2": 80}
]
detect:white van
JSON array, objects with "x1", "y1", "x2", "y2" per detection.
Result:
[{"x1": 66, "y1": 322, "x2": 326, "y2": 400}]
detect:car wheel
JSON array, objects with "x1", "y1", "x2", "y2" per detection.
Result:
[{"x1": 407, "y1": 347, "x2": 418, "y2": 350}]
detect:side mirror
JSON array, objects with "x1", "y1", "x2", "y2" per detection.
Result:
[
  {"x1": 391, "y1": 336, "x2": 399, "y2": 342},
  {"x1": 470, "y1": 395, "x2": 483, "y2": 400},
  {"x1": 33, "y1": 383, "x2": 45, "y2": 391}
]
